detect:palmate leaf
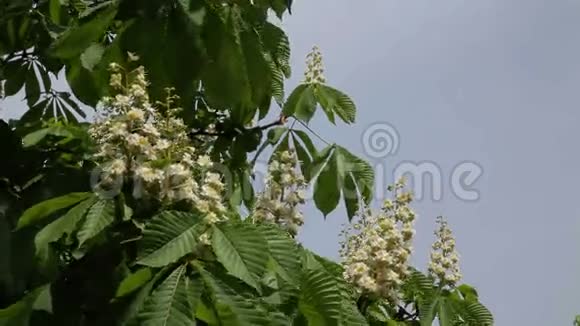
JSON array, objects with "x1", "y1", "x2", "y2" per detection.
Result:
[
  {"x1": 202, "y1": 6, "x2": 251, "y2": 109},
  {"x1": 197, "y1": 265, "x2": 271, "y2": 326},
  {"x1": 291, "y1": 129, "x2": 318, "y2": 182},
  {"x1": 115, "y1": 268, "x2": 153, "y2": 298},
  {"x1": 23, "y1": 125, "x2": 75, "y2": 148},
  {"x1": 136, "y1": 264, "x2": 195, "y2": 326},
  {"x1": 261, "y1": 22, "x2": 291, "y2": 78},
  {"x1": 201, "y1": 4, "x2": 273, "y2": 113},
  {"x1": 269, "y1": 60, "x2": 285, "y2": 106},
  {"x1": 0, "y1": 285, "x2": 47, "y2": 326},
  {"x1": 34, "y1": 195, "x2": 98, "y2": 258},
  {"x1": 50, "y1": 5, "x2": 118, "y2": 59},
  {"x1": 341, "y1": 299, "x2": 368, "y2": 326},
  {"x1": 120, "y1": 267, "x2": 171, "y2": 326},
  {"x1": 121, "y1": 2, "x2": 203, "y2": 105},
  {"x1": 76, "y1": 198, "x2": 115, "y2": 247},
  {"x1": 240, "y1": 28, "x2": 272, "y2": 112},
  {"x1": 419, "y1": 295, "x2": 440, "y2": 326},
  {"x1": 301, "y1": 250, "x2": 362, "y2": 325},
  {"x1": 137, "y1": 211, "x2": 204, "y2": 268},
  {"x1": 293, "y1": 134, "x2": 313, "y2": 180},
  {"x1": 255, "y1": 224, "x2": 301, "y2": 285},
  {"x1": 298, "y1": 268, "x2": 342, "y2": 326},
  {"x1": 403, "y1": 268, "x2": 436, "y2": 301},
  {"x1": 313, "y1": 148, "x2": 340, "y2": 217},
  {"x1": 3, "y1": 59, "x2": 27, "y2": 97},
  {"x1": 451, "y1": 299, "x2": 494, "y2": 326},
  {"x1": 311, "y1": 145, "x2": 374, "y2": 220},
  {"x1": 283, "y1": 83, "x2": 357, "y2": 125},
  {"x1": 315, "y1": 85, "x2": 356, "y2": 124},
  {"x1": 336, "y1": 146, "x2": 374, "y2": 205},
  {"x1": 283, "y1": 84, "x2": 317, "y2": 123},
  {"x1": 16, "y1": 192, "x2": 92, "y2": 230},
  {"x1": 211, "y1": 223, "x2": 269, "y2": 291}
]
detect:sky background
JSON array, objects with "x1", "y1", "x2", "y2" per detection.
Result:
[
  {"x1": 2, "y1": 0, "x2": 580, "y2": 324},
  {"x1": 284, "y1": 0, "x2": 580, "y2": 325}
]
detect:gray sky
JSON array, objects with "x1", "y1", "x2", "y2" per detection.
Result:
[
  {"x1": 2, "y1": 1, "x2": 579, "y2": 324},
  {"x1": 286, "y1": 0, "x2": 580, "y2": 325}
]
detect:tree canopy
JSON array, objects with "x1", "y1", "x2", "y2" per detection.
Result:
[{"x1": 0, "y1": 0, "x2": 494, "y2": 325}]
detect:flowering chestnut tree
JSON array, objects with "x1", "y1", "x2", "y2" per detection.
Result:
[{"x1": 0, "y1": 1, "x2": 493, "y2": 325}]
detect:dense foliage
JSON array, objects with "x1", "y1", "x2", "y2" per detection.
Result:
[{"x1": 0, "y1": 0, "x2": 494, "y2": 325}]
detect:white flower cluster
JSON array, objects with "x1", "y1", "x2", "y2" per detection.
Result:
[
  {"x1": 252, "y1": 150, "x2": 307, "y2": 236},
  {"x1": 340, "y1": 178, "x2": 416, "y2": 304},
  {"x1": 89, "y1": 64, "x2": 226, "y2": 225},
  {"x1": 428, "y1": 216, "x2": 462, "y2": 287},
  {"x1": 304, "y1": 45, "x2": 326, "y2": 84}
]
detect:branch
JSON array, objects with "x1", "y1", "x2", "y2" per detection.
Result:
[{"x1": 188, "y1": 114, "x2": 287, "y2": 137}]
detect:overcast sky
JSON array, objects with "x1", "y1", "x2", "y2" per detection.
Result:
[
  {"x1": 2, "y1": 1, "x2": 580, "y2": 324},
  {"x1": 286, "y1": 0, "x2": 580, "y2": 325}
]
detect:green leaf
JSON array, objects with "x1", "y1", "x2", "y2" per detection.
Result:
[
  {"x1": 50, "y1": 5, "x2": 118, "y2": 58},
  {"x1": 80, "y1": 43, "x2": 105, "y2": 71},
  {"x1": 452, "y1": 298, "x2": 494, "y2": 326},
  {"x1": 76, "y1": 199, "x2": 115, "y2": 246},
  {"x1": 197, "y1": 265, "x2": 271, "y2": 326},
  {"x1": 3, "y1": 60, "x2": 26, "y2": 96},
  {"x1": 16, "y1": 192, "x2": 92, "y2": 230},
  {"x1": 308, "y1": 144, "x2": 334, "y2": 182},
  {"x1": 136, "y1": 264, "x2": 195, "y2": 326},
  {"x1": 49, "y1": 0, "x2": 62, "y2": 24},
  {"x1": 241, "y1": 29, "x2": 271, "y2": 109},
  {"x1": 283, "y1": 84, "x2": 317, "y2": 122},
  {"x1": 0, "y1": 285, "x2": 46, "y2": 326},
  {"x1": 299, "y1": 268, "x2": 342, "y2": 326},
  {"x1": 419, "y1": 293, "x2": 440, "y2": 326},
  {"x1": 267, "y1": 127, "x2": 288, "y2": 144},
  {"x1": 293, "y1": 134, "x2": 313, "y2": 180},
  {"x1": 120, "y1": 267, "x2": 170, "y2": 325},
  {"x1": 115, "y1": 268, "x2": 153, "y2": 298},
  {"x1": 292, "y1": 129, "x2": 318, "y2": 157},
  {"x1": 137, "y1": 211, "x2": 203, "y2": 267},
  {"x1": 437, "y1": 297, "x2": 454, "y2": 326},
  {"x1": 334, "y1": 146, "x2": 375, "y2": 219},
  {"x1": 211, "y1": 224, "x2": 269, "y2": 291},
  {"x1": 342, "y1": 175, "x2": 359, "y2": 223},
  {"x1": 65, "y1": 58, "x2": 101, "y2": 106},
  {"x1": 340, "y1": 147, "x2": 374, "y2": 204},
  {"x1": 270, "y1": 0, "x2": 291, "y2": 18},
  {"x1": 456, "y1": 284, "x2": 479, "y2": 302},
  {"x1": 202, "y1": 6, "x2": 251, "y2": 108},
  {"x1": 35, "y1": 195, "x2": 97, "y2": 258},
  {"x1": 186, "y1": 276, "x2": 203, "y2": 313},
  {"x1": 340, "y1": 299, "x2": 368, "y2": 326},
  {"x1": 269, "y1": 62, "x2": 285, "y2": 106},
  {"x1": 261, "y1": 22, "x2": 291, "y2": 77},
  {"x1": 121, "y1": 6, "x2": 202, "y2": 105},
  {"x1": 315, "y1": 85, "x2": 356, "y2": 124},
  {"x1": 22, "y1": 125, "x2": 75, "y2": 147},
  {"x1": 256, "y1": 224, "x2": 301, "y2": 285},
  {"x1": 25, "y1": 69, "x2": 40, "y2": 106},
  {"x1": 313, "y1": 150, "x2": 340, "y2": 217}
]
